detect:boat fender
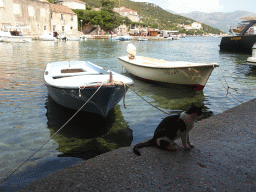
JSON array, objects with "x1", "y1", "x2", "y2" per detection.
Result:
[
  {"x1": 127, "y1": 43, "x2": 136, "y2": 59},
  {"x1": 247, "y1": 43, "x2": 256, "y2": 63},
  {"x1": 109, "y1": 71, "x2": 113, "y2": 83}
]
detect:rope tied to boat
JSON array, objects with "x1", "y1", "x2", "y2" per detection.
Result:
[
  {"x1": 214, "y1": 65, "x2": 243, "y2": 104},
  {"x1": 124, "y1": 83, "x2": 171, "y2": 115},
  {"x1": 78, "y1": 70, "x2": 128, "y2": 110},
  {"x1": 0, "y1": 82, "x2": 104, "y2": 185}
]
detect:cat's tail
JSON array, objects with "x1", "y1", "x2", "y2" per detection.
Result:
[{"x1": 133, "y1": 139, "x2": 155, "y2": 156}]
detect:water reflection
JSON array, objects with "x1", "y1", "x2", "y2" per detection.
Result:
[
  {"x1": 45, "y1": 96, "x2": 133, "y2": 160},
  {"x1": 246, "y1": 65, "x2": 256, "y2": 77},
  {"x1": 218, "y1": 51, "x2": 256, "y2": 93},
  {"x1": 124, "y1": 74, "x2": 213, "y2": 120}
]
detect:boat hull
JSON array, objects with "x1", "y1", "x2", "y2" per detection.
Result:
[
  {"x1": 137, "y1": 38, "x2": 148, "y2": 41},
  {"x1": 118, "y1": 57, "x2": 217, "y2": 91},
  {"x1": 119, "y1": 36, "x2": 132, "y2": 41},
  {"x1": 46, "y1": 84, "x2": 128, "y2": 117},
  {"x1": 0, "y1": 30, "x2": 33, "y2": 42},
  {"x1": 219, "y1": 35, "x2": 256, "y2": 54},
  {"x1": 44, "y1": 60, "x2": 133, "y2": 117},
  {"x1": 1, "y1": 36, "x2": 32, "y2": 42}
]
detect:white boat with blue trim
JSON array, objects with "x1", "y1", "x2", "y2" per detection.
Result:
[
  {"x1": 119, "y1": 36, "x2": 132, "y2": 41},
  {"x1": 44, "y1": 61, "x2": 134, "y2": 117}
]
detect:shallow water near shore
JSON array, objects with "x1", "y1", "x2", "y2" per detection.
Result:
[{"x1": 0, "y1": 37, "x2": 256, "y2": 191}]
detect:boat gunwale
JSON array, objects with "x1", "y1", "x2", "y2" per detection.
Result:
[
  {"x1": 51, "y1": 73, "x2": 110, "y2": 79},
  {"x1": 222, "y1": 34, "x2": 256, "y2": 38},
  {"x1": 44, "y1": 82, "x2": 125, "y2": 89},
  {"x1": 44, "y1": 61, "x2": 134, "y2": 89},
  {"x1": 118, "y1": 56, "x2": 219, "y2": 69}
]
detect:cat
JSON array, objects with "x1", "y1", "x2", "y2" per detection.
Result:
[{"x1": 133, "y1": 103, "x2": 203, "y2": 156}]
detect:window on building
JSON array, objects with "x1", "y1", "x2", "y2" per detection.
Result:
[
  {"x1": 71, "y1": 15, "x2": 73, "y2": 21},
  {"x1": 61, "y1": 14, "x2": 63, "y2": 20},
  {"x1": 51, "y1": 13, "x2": 52, "y2": 19},
  {"x1": 53, "y1": 25, "x2": 56, "y2": 31},
  {"x1": 28, "y1": 6, "x2": 34, "y2": 16},
  {"x1": 44, "y1": 25, "x2": 47, "y2": 31},
  {"x1": 41, "y1": 8, "x2": 46, "y2": 17},
  {"x1": 70, "y1": 26, "x2": 73, "y2": 30},
  {"x1": 62, "y1": 26, "x2": 64, "y2": 31},
  {"x1": 13, "y1": 4, "x2": 21, "y2": 14}
]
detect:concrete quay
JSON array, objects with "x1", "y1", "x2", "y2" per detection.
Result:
[{"x1": 19, "y1": 98, "x2": 256, "y2": 191}]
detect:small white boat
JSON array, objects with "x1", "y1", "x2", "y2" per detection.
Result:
[
  {"x1": 66, "y1": 36, "x2": 86, "y2": 41},
  {"x1": 109, "y1": 36, "x2": 120, "y2": 41},
  {"x1": 0, "y1": 30, "x2": 32, "y2": 42},
  {"x1": 164, "y1": 37, "x2": 173, "y2": 40},
  {"x1": 60, "y1": 32, "x2": 67, "y2": 41},
  {"x1": 119, "y1": 36, "x2": 132, "y2": 41},
  {"x1": 172, "y1": 34, "x2": 180, "y2": 40},
  {"x1": 44, "y1": 61, "x2": 134, "y2": 117},
  {"x1": 80, "y1": 36, "x2": 87, "y2": 41},
  {"x1": 137, "y1": 37, "x2": 148, "y2": 41},
  {"x1": 118, "y1": 44, "x2": 219, "y2": 91},
  {"x1": 39, "y1": 32, "x2": 58, "y2": 41}
]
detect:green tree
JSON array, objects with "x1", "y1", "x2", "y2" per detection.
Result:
[
  {"x1": 90, "y1": 11, "x2": 103, "y2": 26},
  {"x1": 100, "y1": 10, "x2": 113, "y2": 29},
  {"x1": 86, "y1": 6, "x2": 92, "y2": 11},
  {"x1": 100, "y1": 0, "x2": 115, "y2": 12},
  {"x1": 73, "y1": 0, "x2": 133, "y2": 31},
  {"x1": 110, "y1": 12, "x2": 125, "y2": 28}
]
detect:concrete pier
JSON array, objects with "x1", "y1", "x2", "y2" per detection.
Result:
[{"x1": 19, "y1": 98, "x2": 256, "y2": 191}]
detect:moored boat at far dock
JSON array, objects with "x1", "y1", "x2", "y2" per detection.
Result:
[
  {"x1": 119, "y1": 36, "x2": 132, "y2": 41},
  {"x1": 220, "y1": 19, "x2": 256, "y2": 53},
  {"x1": 0, "y1": 27, "x2": 32, "y2": 42}
]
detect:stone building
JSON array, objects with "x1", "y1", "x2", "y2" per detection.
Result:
[
  {"x1": 50, "y1": 3, "x2": 78, "y2": 35},
  {"x1": 191, "y1": 22, "x2": 203, "y2": 30},
  {"x1": 113, "y1": 6, "x2": 141, "y2": 35},
  {"x1": 55, "y1": 0, "x2": 86, "y2": 10},
  {"x1": 0, "y1": 0, "x2": 51, "y2": 36},
  {"x1": 113, "y1": 6, "x2": 140, "y2": 23},
  {"x1": 0, "y1": 0, "x2": 78, "y2": 37}
]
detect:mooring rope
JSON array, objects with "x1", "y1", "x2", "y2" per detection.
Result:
[
  {"x1": 123, "y1": 83, "x2": 127, "y2": 108},
  {"x1": 0, "y1": 82, "x2": 104, "y2": 185},
  {"x1": 214, "y1": 65, "x2": 243, "y2": 104},
  {"x1": 125, "y1": 83, "x2": 171, "y2": 115}
]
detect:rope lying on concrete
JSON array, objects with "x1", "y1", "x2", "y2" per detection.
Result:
[{"x1": 0, "y1": 82, "x2": 104, "y2": 185}]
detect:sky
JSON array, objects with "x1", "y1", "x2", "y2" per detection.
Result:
[{"x1": 131, "y1": 0, "x2": 256, "y2": 14}]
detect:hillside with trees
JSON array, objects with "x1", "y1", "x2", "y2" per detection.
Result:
[
  {"x1": 83, "y1": 0, "x2": 223, "y2": 35},
  {"x1": 47, "y1": 0, "x2": 223, "y2": 35}
]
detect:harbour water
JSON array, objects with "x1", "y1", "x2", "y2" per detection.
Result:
[{"x1": 1, "y1": 37, "x2": 256, "y2": 191}]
